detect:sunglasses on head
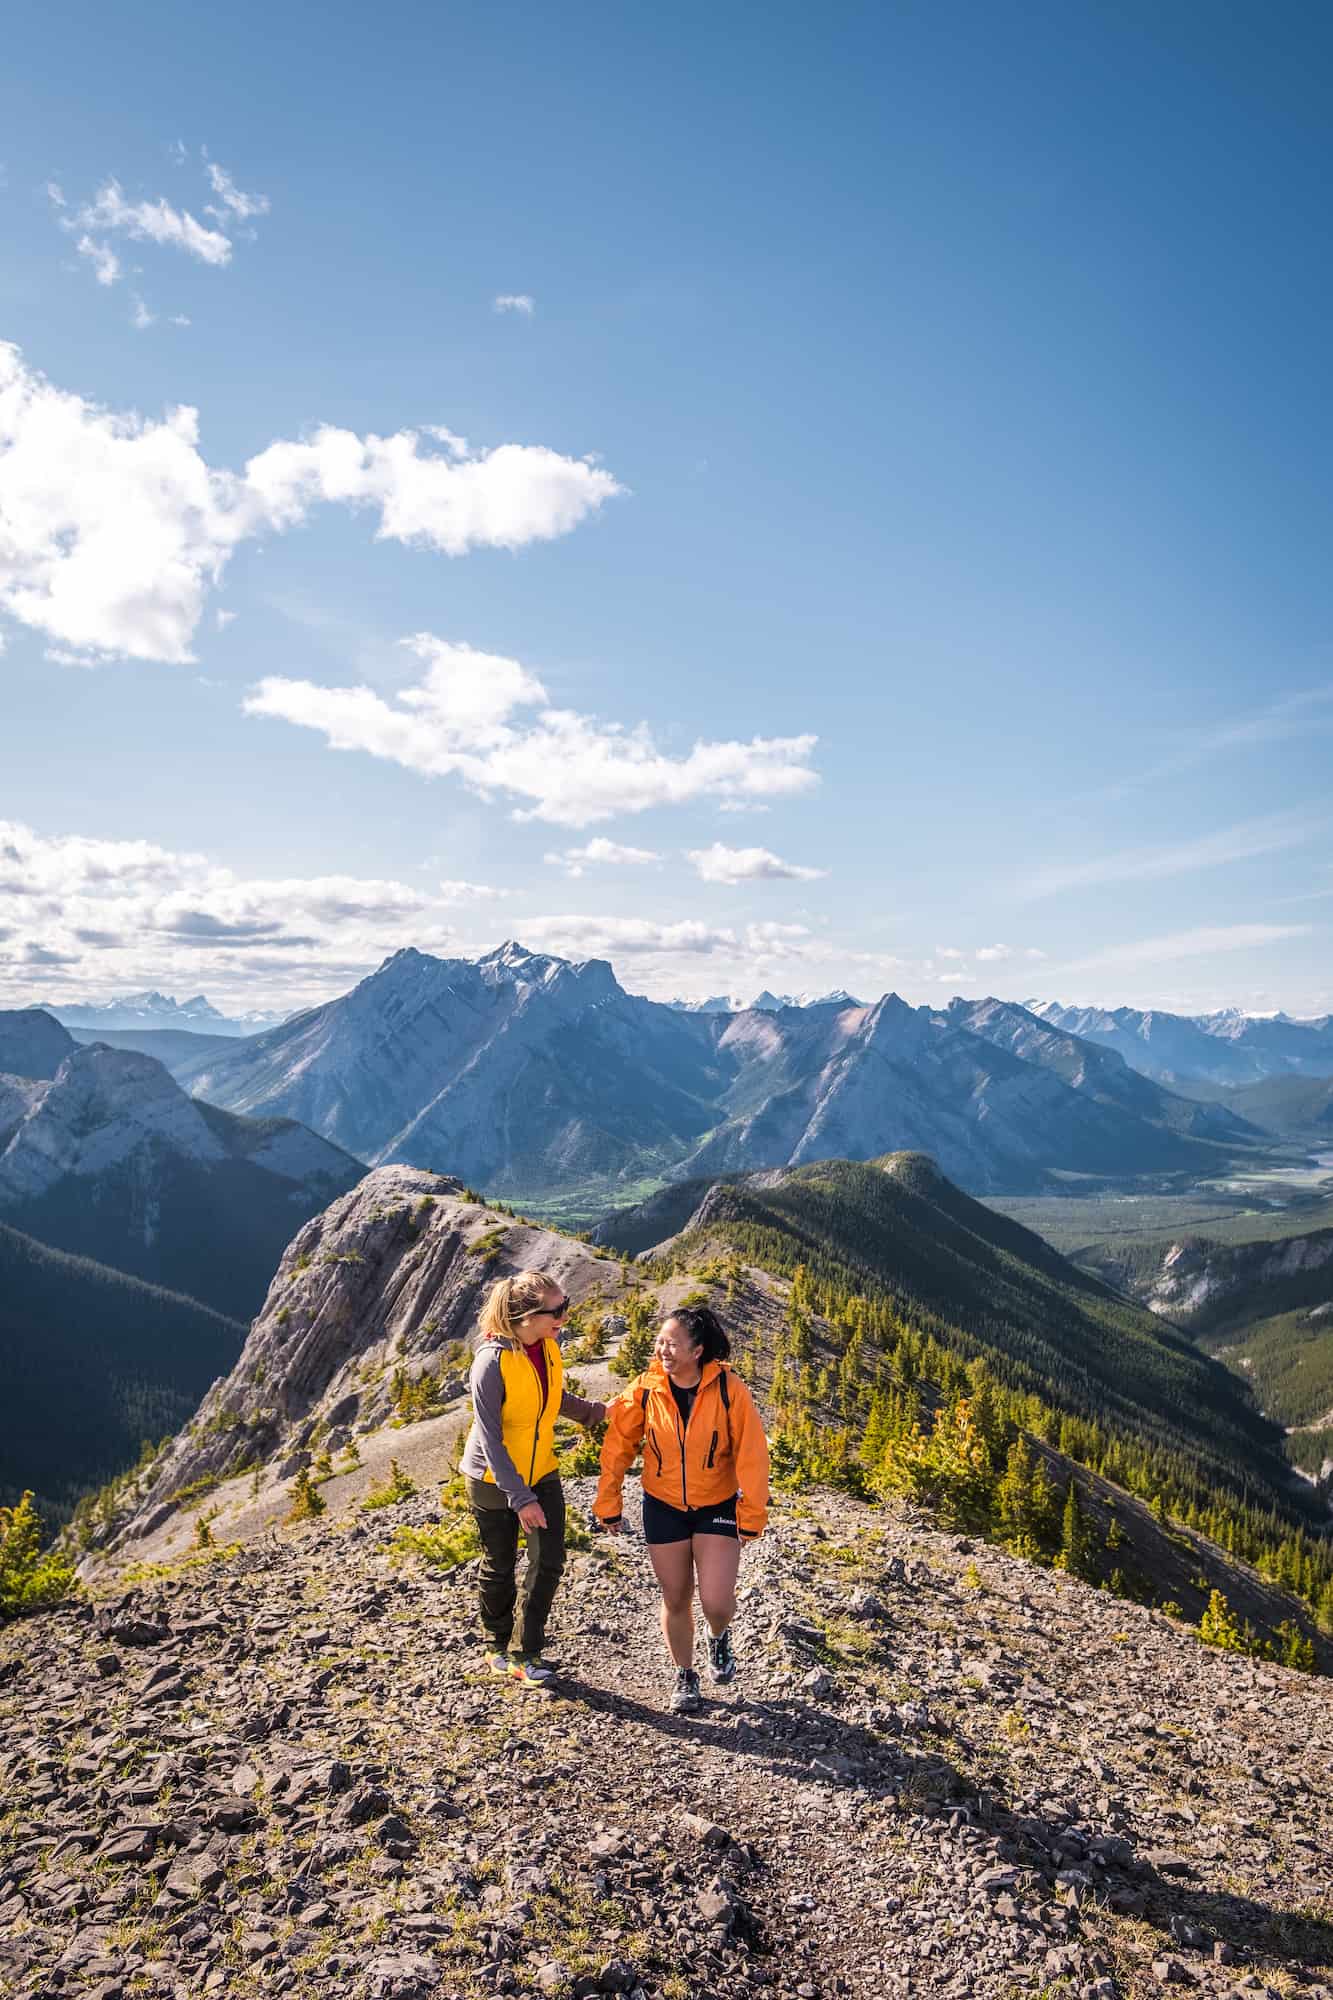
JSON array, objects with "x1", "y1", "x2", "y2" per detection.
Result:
[{"x1": 516, "y1": 1293, "x2": 570, "y2": 1320}]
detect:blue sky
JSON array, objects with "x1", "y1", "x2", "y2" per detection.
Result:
[{"x1": 2, "y1": 0, "x2": 1332, "y2": 1017}]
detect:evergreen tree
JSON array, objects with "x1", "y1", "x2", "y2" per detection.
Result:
[{"x1": 1056, "y1": 1481, "x2": 1094, "y2": 1580}]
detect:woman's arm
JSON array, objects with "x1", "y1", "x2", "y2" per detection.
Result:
[
  {"x1": 469, "y1": 1346, "x2": 538, "y2": 1513},
  {"x1": 592, "y1": 1385, "x2": 647, "y2": 1525},
  {"x1": 730, "y1": 1377, "x2": 770, "y2": 1539},
  {"x1": 559, "y1": 1386, "x2": 607, "y2": 1426}
]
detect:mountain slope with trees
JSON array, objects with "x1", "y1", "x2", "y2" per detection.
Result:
[{"x1": 0, "y1": 1221, "x2": 244, "y2": 1514}]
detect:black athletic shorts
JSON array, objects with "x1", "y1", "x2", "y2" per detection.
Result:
[{"x1": 642, "y1": 1490, "x2": 738, "y2": 1544}]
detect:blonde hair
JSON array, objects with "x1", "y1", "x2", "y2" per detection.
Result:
[{"x1": 479, "y1": 1271, "x2": 559, "y2": 1349}]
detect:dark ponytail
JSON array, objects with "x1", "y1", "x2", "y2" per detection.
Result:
[{"x1": 668, "y1": 1303, "x2": 730, "y2": 1364}]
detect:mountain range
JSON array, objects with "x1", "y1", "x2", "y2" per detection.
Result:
[
  {"x1": 0, "y1": 1011, "x2": 362, "y2": 1320},
  {"x1": 1032, "y1": 1000, "x2": 1333, "y2": 1085},
  {"x1": 49, "y1": 990, "x2": 287, "y2": 1036},
  {"x1": 154, "y1": 943, "x2": 1260, "y2": 1208}
]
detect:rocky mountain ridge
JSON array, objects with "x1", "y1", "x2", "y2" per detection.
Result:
[
  {"x1": 159, "y1": 945, "x2": 1255, "y2": 1207},
  {"x1": 50, "y1": 992, "x2": 288, "y2": 1036}
]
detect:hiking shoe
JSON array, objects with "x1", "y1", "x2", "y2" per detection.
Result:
[
  {"x1": 484, "y1": 1650, "x2": 510, "y2": 1677},
  {"x1": 669, "y1": 1667, "x2": 702, "y2": 1714},
  {"x1": 507, "y1": 1654, "x2": 556, "y2": 1686},
  {"x1": 706, "y1": 1626, "x2": 737, "y2": 1684}
]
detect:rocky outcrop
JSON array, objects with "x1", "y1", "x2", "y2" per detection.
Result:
[
  {"x1": 109, "y1": 1166, "x2": 624, "y2": 1547},
  {"x1": 6, "y1": 1485, "x2": 1333, "y2": 2000},
  {"x1": 1145, "y1": 1231, "x2": 1333, "y2": 1321}
]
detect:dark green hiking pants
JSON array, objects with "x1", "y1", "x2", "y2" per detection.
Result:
[{"x1": 465, "y1": 1471, "x2": 566, "y2": 1657}]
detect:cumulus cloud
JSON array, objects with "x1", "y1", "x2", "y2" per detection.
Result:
[
  {"x1": 688, "y1": 842, "x2": 825, "y2": 885},
  {"x1": 246, "y1": 634, "x2": 818, "y2": 828},
  {"x1": 243, "y1": 424, "x2": 620, "y2": 556},
  {"x1": 544, "y1": 837, "x2": 661, "y2": 877},
  {"x1": 0, "y1": 345, "x2": 622, "y2": 662},
  {"x1": 74, "y1": 179, "x2": 233, "y2": 265},
  {"x1": 131, "y1": 296, "x2": 155, "y2": 331},
  {"x1": 494, "y1": 294, "x2": 535, "y2": 315},
  {"x1": 438, "y1": 879, "x2": 511, "y2": 902},
  {"x1": 204, "y1": 161, "x2": 270, "y2": 223},
  {"x1": 76, "y1": 236, "x2": 121, "y2": 286},
  {"x1": 0, "y1": 816, "x2": 448, "y2": 1008}
]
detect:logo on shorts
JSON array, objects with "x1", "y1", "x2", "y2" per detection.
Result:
[{"x1": 712, "y1": 1516, "x2": 733, "y2": 1526}]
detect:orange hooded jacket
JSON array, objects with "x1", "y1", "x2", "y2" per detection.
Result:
[{"x1": 594, "y1": 1358, "x2": 770, "y2": 1539}]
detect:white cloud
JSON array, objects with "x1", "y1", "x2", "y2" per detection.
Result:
[
  {"x1": 934, "y1": 945, "x2": 966, "y2": 961},
  {"x1": 46, "y1": 182, "x2": 66, "y2": 208},
  {"x1": 0, "y1": 816, "x2": 449, "y2": 1009},
  {"x1": 438, "y1": 879, "x2": 511, "y2": 902},
  {"x1": 243, "y1": 423, "x2": 620, "y2": 556},
  {"x1": 247, "y1": 634, "x2": 818, "y2": 828},
  {"x1": 518, "y1": 915, "x2": 738, "y2": 958},
  {"x1": 688, "y1": 842, "x2": 825, "y2": 885},
  {"x1": 544, "y1": 837, "x2": 661, "y2": 877},
  {"x1": 170, "y1": 314, "x2": 192, "y2": 328},
  {"x1": 215, "y1": 608, "x2": 237, "y2": 631},
  {"x1": 204, "y1": 161, "x2": 270, "y2": 223},
  {"x1": 131, "y1": 296, "x2": 156, "y2": 331},
  {"x1": 75, "y1": 235, "x2": 120, "y2": 286},
  {"x1": 1024, "y1": 947, "x2": 1047, "y2": 961},
  {"x1": 975, "y1": 944, "x2": 1010, "y2": 962},
  {"x1": 1018, "y1": 811, "x2": 1323, "y2": 901},
  {"x1": 0, "y1": 345, "x2": 622, "y2": 663},
  {"x1": 494, "y1": 294, "x2": 535, "y2": 315},
  {"x1": 74, "y1": 179, "x2": 233, "y2": 265}
]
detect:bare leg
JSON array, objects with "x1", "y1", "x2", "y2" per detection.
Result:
[
  {"x1": 648, "y1": 1539, "x2": 696, "y2": 1668},
  {"x1": 692, "y1": 1533, "x2": 741, "y2": 1636}
]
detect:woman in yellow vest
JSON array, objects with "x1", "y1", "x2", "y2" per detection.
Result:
[{"x1": 461, "y1": 1270, "x2": 606, "y2": 1685}]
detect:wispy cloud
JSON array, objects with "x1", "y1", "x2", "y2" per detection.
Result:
[
  {"x1": 689, "y1": 842, "x2": 825, "y2": 885},
  {"x1": 130, "y1": 296, "x2": 155, "y2": 331},
  {"x1": 1085, "y1": 686, "x2": 1333, "y2": 804},
  {"x1": 1017, "y1": 810, "x2": 1324, "y2": 901},
  {"x1": 75, "y1": 235, "x2": 121, "y2": 286},
  {"x1": 204, "y1": 160, "x2": 270, "y2": 224},
  {"x1": 1052, "y1": 923, "x2": 1313, "y2": 976},
  {"x1": 74, "y1": 179, "x2": 233, "y2": 265},
  {"x1": 494, "y1": 293, "x2": 535, "y2": 315}
]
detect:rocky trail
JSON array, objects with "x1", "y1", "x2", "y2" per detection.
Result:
[{"x1": 4, "y1": 1477, "x2": 1332, "y2": 2000}]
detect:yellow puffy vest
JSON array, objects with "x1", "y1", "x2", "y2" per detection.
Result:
[{"x1": 481, "y1": 1337, "x2": 563, "y2": 1490}]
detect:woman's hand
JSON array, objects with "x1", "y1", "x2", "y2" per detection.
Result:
[
  {"x1": 597, "y1": 1515, "x2": 623, "y2": 1535},
  {"x1": 517, "y1": 1499, "x2": 548, "y2": 1531}
]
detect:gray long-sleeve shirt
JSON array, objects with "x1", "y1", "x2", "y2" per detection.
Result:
[{"x1": 460, "y1": 1341, "x2": 605, "y2": 1511}]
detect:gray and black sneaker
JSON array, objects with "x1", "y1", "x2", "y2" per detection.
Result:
[
  {"x1": 669, "y1": 1667, "x2": 702, "y2": 1715},
  {"x1": 706, "y1": 1626, "x2": 737, "y2": 1684}
]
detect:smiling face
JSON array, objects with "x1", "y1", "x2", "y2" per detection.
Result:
[
  {"x1": 655, "y1": 1315, "x2": 705, "y2": 1382},
  {"x1": 514, "y1": 1285, "x2": 569, "y2": 1345}
]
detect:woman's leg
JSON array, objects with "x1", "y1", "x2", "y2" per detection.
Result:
[
  {"x1": 515, "y1": 1474, "x2": 566, "y2": 1658},
  {"x1": 648, "y1": 1539, "x2": 696, "y2": 1667},
  {"x1": 466, "y1": 1476, "x2": 520, "y2": 1654},
  {"x1": 692, "y1": 1531, "x2": 741, "y2": 1636}
]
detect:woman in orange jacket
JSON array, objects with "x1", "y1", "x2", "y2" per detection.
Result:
[{"x1": 595, "y1": 1303, "x2": 769, "y2": 1714}]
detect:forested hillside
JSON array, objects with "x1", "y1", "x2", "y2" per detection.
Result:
[{"x1": 0, "y1": 1222, "x2": 245, "y2": 1514}]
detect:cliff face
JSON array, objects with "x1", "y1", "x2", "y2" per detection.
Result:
[{"x1": 111, "y1": 1166, "x2": 626, "y2": 1547}]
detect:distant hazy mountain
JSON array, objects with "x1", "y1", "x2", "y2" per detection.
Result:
[
  {"x1": 1032, "y1": 1000, "x2": 1333, "y2": 1085},
  {"x1": 0, "y1": 1029, "x2": 362, "y2": 1318},
  {"x1": 667, "y1": 988, "x2": 864, "y2": 1014},
  {"x1": 0, "y1": 1221, "x2": 244, "y2": 1512},
  {"x1": 50, "y1": 990, "x2": 287, "y2": 1036},
  {"x1": 169, "y1": 944, "x2": 1249, "y2": 1202},
  {"x1": 67, "y1": 1025, "x2": 239, "y2": 1066}
]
